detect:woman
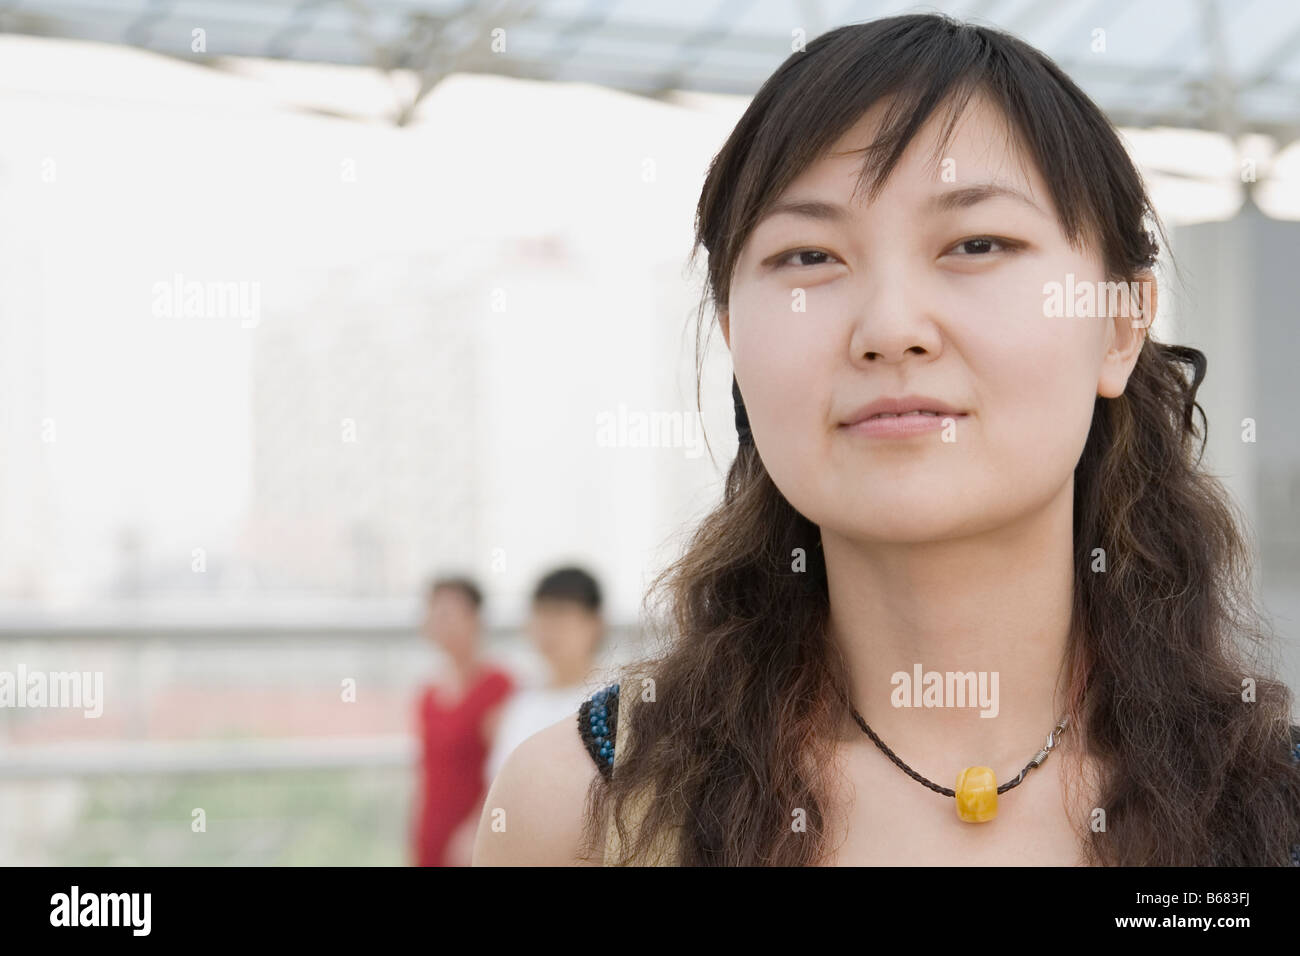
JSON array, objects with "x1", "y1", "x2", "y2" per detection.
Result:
[
  {"x1": 413, "y1": 576, "x2": 513, "y2": 866},
  {"x1": 474, "y1": 13, "x2": 1300, "y2": 866}
]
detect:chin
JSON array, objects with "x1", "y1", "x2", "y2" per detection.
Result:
[{"x1": 817, "y1": 501, "x2": 977, "y2": 544}]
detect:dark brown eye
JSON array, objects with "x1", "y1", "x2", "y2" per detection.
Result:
[
  {"x1": 949, "y1": 236, "x2": 1022, "y2": 256},
  {"x1": 775, "y1": 249, "x2": 837, "y2": 268}
]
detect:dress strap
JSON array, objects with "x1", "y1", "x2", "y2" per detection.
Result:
[
  {"x1": 578, "y1": 683, "x2": 619, "y2": 778},
  {"x1": 1289, "y1": 725, "x2": 1299, "y2": 867}
]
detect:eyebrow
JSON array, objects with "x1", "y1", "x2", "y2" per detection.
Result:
[
  {"x1": 754, "y1": 198, "x2": 851, "y2": 228},
  {"x1": 928, "y1": 181, "x2": 1044, "y2": 215},
  {"x1": 754, "y1": 180, "x2": 1044, "y2": 230}
]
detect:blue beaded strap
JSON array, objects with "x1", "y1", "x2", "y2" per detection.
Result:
[
  {"x1": 577, "y1": 683, "x2": 619, "y2": 779},
  {"x1": 1290, "y1": 725, "x2": 1300, "y2": 867}
]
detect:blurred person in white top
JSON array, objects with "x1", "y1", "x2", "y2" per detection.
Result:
[{"x1": 484, "y1": 566, "x2": 606, "y2": 787}]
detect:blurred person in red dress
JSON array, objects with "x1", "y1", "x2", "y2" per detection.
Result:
[{"x1": 412, "y1": 576, "x2": 514, "y2": 866}]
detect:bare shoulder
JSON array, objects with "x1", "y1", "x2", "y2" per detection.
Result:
[{"x1": 472, "y1": 709, "x2": 605, "y2": 866}]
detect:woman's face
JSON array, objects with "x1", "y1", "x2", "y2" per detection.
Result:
[
  {"x1": 723, "y1": 93, "x2": 1148, "y2": 542},
  {"x1": 424, "y1": 588, "x2": 479, "y2": 657}
]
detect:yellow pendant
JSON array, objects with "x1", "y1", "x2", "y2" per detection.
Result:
[{"x1": 955, "y1": 766, "x2": 998, "y2": 822}]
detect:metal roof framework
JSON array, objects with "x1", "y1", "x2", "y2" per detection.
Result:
[{"x1": 4, "y1": 0, "x2": 1300, "y2": 149}]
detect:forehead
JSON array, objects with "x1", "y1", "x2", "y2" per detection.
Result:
[
  {"x1": 774, "y1": 92, "x2": 1046, "y2": 211},
  {"x1": 431, "y1": 587, "x2": 473, "y2": 609},
  {"x1": 533, "y1": 598, "x2": 582, "y2": 615}
]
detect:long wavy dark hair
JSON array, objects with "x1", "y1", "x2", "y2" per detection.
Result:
[{"x1": 581, "y1": 13, "x2": 1300, "y2": 866}]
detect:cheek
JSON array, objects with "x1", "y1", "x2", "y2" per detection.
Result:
[
  {"x1": 729, "y1": 288, "x2": 842, "y2": 522},
  {"x1": 729, "y1": 285, "x2": 835, "y2": 448},
  {"x1": 963, "y1": 286, "x2": 1102, "y2": 478}
]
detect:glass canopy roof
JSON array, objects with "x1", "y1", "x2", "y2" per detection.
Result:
[{"x1": 4, "y1": 0, "x2": 1300, "y2": 142}]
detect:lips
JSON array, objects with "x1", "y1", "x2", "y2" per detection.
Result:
[
  {"x1": 865, "y1": 410, "x2": 943, "y2": 420},
  {"x1": 839, "y1": 394, "x2": 967, "y2": 427}
]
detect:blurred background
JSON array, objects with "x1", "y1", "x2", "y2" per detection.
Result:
[{"x1": 1, "y1": 0, "x2": 1298, "y2": 865}]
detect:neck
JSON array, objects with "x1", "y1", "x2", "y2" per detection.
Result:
[
  {"x1": 824, "y1": 480, "x2": 1078, "y2": 778},
  {"x1": 446, "y1": 653, "x2": 483, "y2": 689}
]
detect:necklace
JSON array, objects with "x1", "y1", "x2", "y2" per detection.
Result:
[{"x1": 849, "y1": 706, "x2": 1069, "y2": 823}]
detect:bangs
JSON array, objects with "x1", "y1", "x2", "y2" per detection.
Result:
[{"x1": 702, "y1": 14, "x2": 1146, "y2": 301}]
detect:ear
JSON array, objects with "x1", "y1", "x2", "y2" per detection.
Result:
[{"x1": 1097, "y1": 271, "x2": 1155, "y2": 399}]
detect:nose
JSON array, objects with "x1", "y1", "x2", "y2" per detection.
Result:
[{"x1": 847, "y1": 268, "x2": 944, "y2": 365}]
